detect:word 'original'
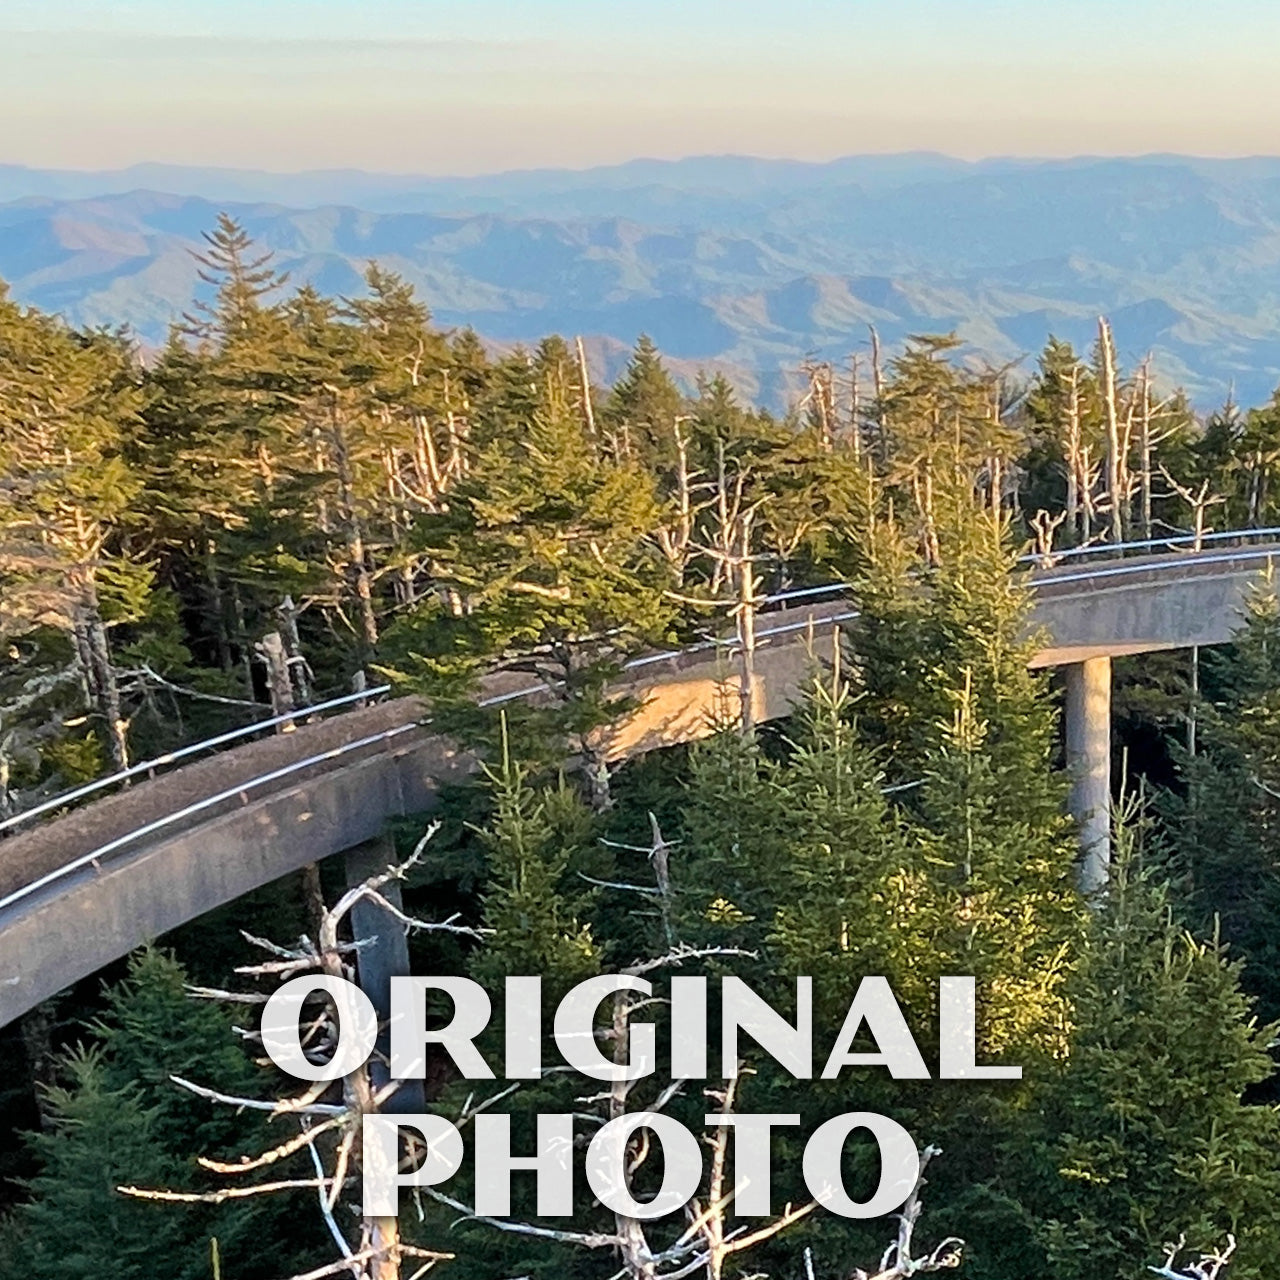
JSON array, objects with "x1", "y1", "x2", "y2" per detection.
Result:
[
  {"x1": 260, "y1": 973, "x2": 1021, "y2": 1220},
  {"x1": 261, "y1": 974, "x2": 1021, "y2": 1083}
]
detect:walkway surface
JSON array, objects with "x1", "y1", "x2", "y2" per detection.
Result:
[{"x1": 0, "y1": 541, "x2": 1275, "y2": 1027}]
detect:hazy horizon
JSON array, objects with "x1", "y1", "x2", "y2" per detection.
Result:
[
  {"x1": 5, "y1": 0, "x2": 1280, "y2": 174},
  {"x1": 10, "y1": 148, "x2": 1280, "y2": 183}
]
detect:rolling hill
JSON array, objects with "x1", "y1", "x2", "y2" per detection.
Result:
[{"x1": 4, "y1": 154, "x2": 1280, "y2": 407}]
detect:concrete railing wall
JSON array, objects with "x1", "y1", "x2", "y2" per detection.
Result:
[{"x1": 0, "y1": 544, "x2": 1274, "y2": 1028}]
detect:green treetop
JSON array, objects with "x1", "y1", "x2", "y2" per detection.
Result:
[{"x1": 1029, "y1": 810, "x2": 1280, "y2": 1279}]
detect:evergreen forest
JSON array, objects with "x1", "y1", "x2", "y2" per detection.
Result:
[{"x1": 4, "y1": 215, "x2": 1280, "y2": 1279}]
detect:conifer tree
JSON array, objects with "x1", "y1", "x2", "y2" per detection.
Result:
[
  {"x1": 1163, "y1": 571, "x2": 1280, "y2": 1016},
  {"x1": 0, "y1": 288, "x2": 149, "y2": 769},
  {"x1": 1193, "y1": 395, "x2": 1268, "y2": 531},
  {"x1": 674, "y1": 718, "x2": 789, "y2": 951},
  {"x1": 603, "y1": 334, "x2": 685, "y2": 465},
  {"x1": 875, "y1": 334, "x2": 1014, "y2": 563},
  {"x1": 1029, "y1": 806, "x2": 1280, "y2": 1279},
  {"x1": 1021, "y1": 332, "x2": 1197, "y2": 549},
  {"x1": 281, "y1": 284, "x2": 385, "y2": 652},
  {"x1": 469, "y1": 735, "x2": 601, "y2": 996},
  {"x1": 92, "y1": 949, "x2": 281, "y2": 1160},
  {"x1": 164, "y1": 216, "x2": 309, "y2": 682},
  {"x1": 15, "y1": 1048, "x2": 192, "y2": 1280},
  {"x1": 388, "y1": 372, "x2": 675, "y2": 798},
  {"x1": 344, "y1": 265, "x2": 457, "y2": 607},
  {"x1": 766, "y1": 665, "x2": 905, "y2": 1016},
  {"x1": 7, "y1": 951, "x2": 316, "y2": 1280},
  {"x1": 900, "y1": 665, "x2": 1079, "y2": 1062},
  {"x1": 836, "y1": 448, "x2": 1083, "y2": 1061},
  {"x1": 1021, "y1": 337, "x2": 1101, "y2": 546}
]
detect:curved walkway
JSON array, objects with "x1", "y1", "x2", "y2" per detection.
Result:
[{"x1": 0, "y1": 541, "x2": 1276, "y2": 1027}]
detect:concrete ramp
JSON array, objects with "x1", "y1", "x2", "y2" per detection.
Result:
[{"x1": 0, "y1": 542, "x2": 1274, "y2": 1027}]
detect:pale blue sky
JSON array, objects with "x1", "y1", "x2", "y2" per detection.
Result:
[{"x1": 3, "y1": 0, "x2": 1279, "y2": 173}]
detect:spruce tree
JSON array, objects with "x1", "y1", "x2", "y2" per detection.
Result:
[
  {"x1": 16, "y1": 1048, "x2": 192, "y2": 1280},
  {"x1": 387, "y1": 372, "x2": 675, "y2": 794},
  {"x1": 0, "y1": 287, "x2": 150, "y2": 771},
  {"x1": 672, "y1": 716, "x2": 790, "y2": 953},
  {"x1": 1029, "y1": 808, "x2": 1280, "y2": 1279},
  {"x1": 766, "y1": 666, "x2": 905, "y2": 1015},
  {"x1": 163, "y1": 217, "x2": 311, "y2": 687},
  {"x1": 1164, "y1": 571, "x2": 1280, "y2": 1017},
  {"x1": 469, "y1": 738, "x2": 601, "y2": 996},
  {"x1": 882, "y1": 493, "x2": 1082, "y2": 1062},
  {"x1": 603, "y1": 334, "x2": 685, "y2": 465},
  {"x1": 8, "y1": 951, "x2": 318, "y2": 1280}
]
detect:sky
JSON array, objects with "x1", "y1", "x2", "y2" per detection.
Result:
[{"x1": 3, "y1": 0, "x2": 1280, "y2": 174}]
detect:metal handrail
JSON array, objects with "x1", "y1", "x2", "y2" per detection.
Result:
[
  {"x1": 11, "y1": 537, "x2": 1280, "y2": 912},
  {"x1": 2, "y1": 595, "x2": 881, "y2": 839},
  {"x1": 1019, "y1": 525, "x2": 1280, "y2": 563},
  {"x1": 0, "y1": 683, "x2": 391, "y2": 837},
  {"x1": 1027, "y1": 544, "x2": 1279, "y2": 591},
  {"x1": 0, "y1": 723, "x2": 418, "y2": 916},
  {"x1": 760, "y1": 530, "x2": 1280, "y2": 609},
  {"x1": 0, "y1": 607, "x2": 875, "y2": 912},
  {"x1": 9, "y1": 525, "x2": 1280, "y2": 839}
]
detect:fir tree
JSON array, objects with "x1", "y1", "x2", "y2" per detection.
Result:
[
  {"x1": 387, "y1": 377, "x2": 676, "y2": 797},
  {"x1": 673, "y1": 719, "x2": 788, "y2": 952},
  {"x1": 469, "y1": 733, "x2": 601, "y2": 996},
  {"x1": 766, "y1": 665, "x2": 905, "y2": 1017},
  {"x1": 8, "y1": 951, "x2": 318, "y2": 1280},
  {"x1": 603, "y1": 334, "x2": 685, "y2": 465}
]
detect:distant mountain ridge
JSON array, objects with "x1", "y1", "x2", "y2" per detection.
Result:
[{"x1": 3, "y1": 154, "x2": 1280, "y2": 407}]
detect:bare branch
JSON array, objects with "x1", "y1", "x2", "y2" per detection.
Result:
[
  {"x1": 169, "y1": 1075, "x2": 345, "y2": 1117},
  {"x1": 621, "y1": 944, "x2": 756, "y2": 977},
  {"x1": 425, "y1": 1188, "x2": 622, "y2": 1249},
  {"x1": 851, "y1": 1146, "x2": 964, "y2": 1280},
  {"x1": 197, "y1": 1111, "x2": 348, "y2": 1174},
  {"x1": 118, "y1": 1178, "x2": 330, "y2": 1205},
  {"x1": 304, "y1": 1122, "x2": 355, "y2": 1261},
  {"x1": 1150, "y1": 1234, "x2": 1237, "y2": 1280},
  {"x1": 185, "y1": 984, "x2": 270, "y2": 1005},
  {"x1": 723, "y1": 1200, "x2": 819, "y2": 1256}
]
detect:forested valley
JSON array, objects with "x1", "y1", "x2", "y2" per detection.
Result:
[{"x1": 4, "y1": 214, "x2": 1280, "y2": 1279}]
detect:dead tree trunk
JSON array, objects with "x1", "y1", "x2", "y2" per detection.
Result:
[
  {"x1": 328, "y1": 394, "x2": 379, "y2": 650},
  {"x1": 1137, "y1": 359, "x2": 1154, "y2": 540},
  {"x1": 73, "y1": 591, "x2": 128, "y2": 771},
  {"x1": 1159, "y1": 467, "x2": 1225, "y2": 552},
  {"x1": 1064, "y1": 363, "x2": 1082, "y2": 543},
  {"x1": 575, "y1": 335, "x2": 597, "y2": 441},
  {"x1": 656, "y1": 419, "x2": 696, "y2": 586},
  {"x1": 255, "y1": 631, "x2": 296, "y2": 731},
  {"x1": 869, "y1": 324, "x2": 888, "y2": 465},
  {"x1": 849, "y1": 352, "x2": 862, "y2": 460},
  {"x1": 276, "y1": 594, "x2": 312, "y2": 705},
  {"x1": 1098, "y1": 317, "x2": 1125, "y2": 543},
  {"x1": 736, "y1": 508, "x2": 760, "y2": 733},
  {"x1": 916, "y1": 463, "x2": 941, "y2": 567}
]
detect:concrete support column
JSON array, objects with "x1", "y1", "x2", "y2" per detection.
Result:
[
  {"x1": 345, "y1": 833, "x2": 425, "y2": 1113},
  {"x1": 1064, "y1": 656, "x2": 1112, "y2": 895}
]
